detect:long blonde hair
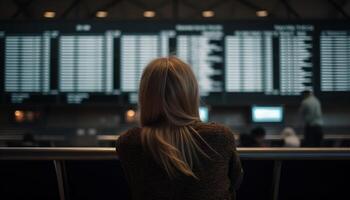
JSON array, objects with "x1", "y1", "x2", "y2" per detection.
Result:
[{"x1": 139, "y1": 56, "x2": 210, "y2": 179}]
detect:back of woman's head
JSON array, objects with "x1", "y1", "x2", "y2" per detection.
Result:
[
  {"x1": 139, "y1": 56, "x2": 210, "y2": 179},
  {"x1": 139, "y1": 56, "x2": 199, "y2": 126}
]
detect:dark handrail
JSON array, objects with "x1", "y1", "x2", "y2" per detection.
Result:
[
  {"x1": 0, "y1": 147, "x2": 116, "y2": 160},
  {"x1": 238, "y1": 148, "x2": 350, "y2": 160},
  {"x1": 2, "y1": 134, "x2": 350, "y2": 141},
  {"x1": 1, "y1": 147, "x2": 350, "y2": 160}
]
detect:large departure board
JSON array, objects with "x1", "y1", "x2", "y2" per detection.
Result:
[{"x1": 0, "y1": 21, "x2": 349, "y2": 105}]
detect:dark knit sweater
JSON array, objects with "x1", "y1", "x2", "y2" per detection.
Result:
[{"x1": 116, "y1": 122, "x2": 243, "y2": 200}]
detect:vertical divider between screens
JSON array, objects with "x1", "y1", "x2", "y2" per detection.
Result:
[
  {"x1": 221, "y1": 25, "x2": 227, "y2": 105},
  {"x1": 169, "y1": 35, "x2": 177, "y2": 56},
  {"x1": 51, "y1": 37, "x2": 59, "y2": 103},
  {"x1": 114, "y1": 37, "x2": 121, "y2": 105},
  {"x1": 238, "y1": 35, "x2": 244, "y2": 92},
  {"x1": 0, "y1": 36, "x2": 5, "y2": 104},
  {"x1": 272, "y1": 37, "x2": 280, "y2": 92},
  {"x1": 73, "y1": 37, "x2": 78, "y2": 93},
  {"x1": 103, "y1": 35, "x2": 107, "y2": 94},
  {"x1": 261, "y1": 35, "x2": 266, "y2": 93},
  {"x1": 40, "y1": 35, "x2": 44, "y2": 93},
  {"x1": 313, "y1": 26, "x2": 321, "y2": 97},
  {"x1": 19, "y1": 37, "x2": 23, "y2": 92}
]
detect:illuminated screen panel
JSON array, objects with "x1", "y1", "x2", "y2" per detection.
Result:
[
  {"x1": 5, "y1": 35, "x2": 50, "y2": 92},
  {"x1": 225, "y1": 31, "x2": 273, "y2": 93},
  {"x1": 225, "y1": 24, "x2": 314, "y2": 96},
  {"x1": 121, "y1": 35, "x2": 160, "y2": 92},
  {"x1": 176, "y1": 24, "x2": 224, "y2": 95},
  {"x1": 59, "y1": 33, "x2": 115, "y2": 93},
  {"x1": 277, "y1": 25, "x2": 314, "y2": 95},
  {"x1": 4, "y1": 33, "x2": 51, "y2": 103},
  {"x1": 320, "y1": 31, "x2": 350, "y2": 92},
  {"x1": 252, "y1": 106, "x2": 283, "y2": 123},
  {"x1": 199, "y1": 106, "x2": 209, "y2": 122},
  {"x1": 120, "y1": 31, "x2": 174, "y2": 92}
]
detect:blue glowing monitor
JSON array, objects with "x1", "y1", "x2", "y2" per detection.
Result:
[
  {"x1": 252, "y1": 106, "x2": 283, "y2": 123},
  {"x1": 199, "y1": 107, "x2": 209, "y2": 122}
]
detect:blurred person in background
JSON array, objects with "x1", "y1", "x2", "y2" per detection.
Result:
[
  {"x1": 20, "y1": 132, "x2": 38, "y2": 147},
  {"x1": 239, "y1": 133, "x2": 255, "y2": 147},
  {"x1": 250, "y1": 126, "x2": 267, "y2": 147},
  {"x1": 116, "y1": 57, "x2": 243, "y2": 200},
  {"x1": 299, "y1": 90, "x2": 324, "y2": 147},
  {"x1": 239, "y1": 127, "x2": 267, "y2": 147},
  {"x1": 281, "y1": 127, "x2": 301, "y2": 147}
]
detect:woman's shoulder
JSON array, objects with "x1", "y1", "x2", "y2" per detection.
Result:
[
  {"x1": 194, "y1": 122, "x2": 237, "y2": 148},
  {"x1": 195, "y1": 122, "x2": 231, "y2": 132},
  {"x1": 195, "y1": 122, "x2": 235, "y2": 138},
  {"x1": 116, "y1": 127, "x2": 142, "y2": 151},
  {"x1": 120, "y1": 127, "x2": 142, "y2": 137}
]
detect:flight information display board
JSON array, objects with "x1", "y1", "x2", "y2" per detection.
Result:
[
  {"x1": 0, "y1": 21, "x2": 349, "y2": 105},
  {"x1": 1, "y1": 31, "x2": 56, "y2": 103},
  {"x1": 120, "y1": 31, "x2": 173, "y2": 92},
  {"x1": 59, "y1": 34, "x2": 114, "y2": 93},
  {"x1": 5, "y1": 35, "x2": 50, "y2": 93},
  {"x1": 58, "y1": 31, "x2": 119, "y2": 103},
  {"x1": 225, "y1": 31, "x2": 273, "y2": 93},
  {"x1": 320, "y1": 31, "x2": 350, "y2": 92},
  {"x1": 278, "y1": 25, "x2": 314, "y2": 95},
  {"x1": 225, "y1": 24, "x2": 314, "y2": 95},
  {"x1": 176, "y1": 24, "x2": 224, "y2": 95}
]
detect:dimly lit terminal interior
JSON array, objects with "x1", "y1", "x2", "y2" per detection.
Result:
[{"x1": 0, "y1": 0, "x2": 350, "y2": 200}]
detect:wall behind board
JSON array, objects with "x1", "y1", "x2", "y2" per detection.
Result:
[{"x1": 1, "y1": 103, "x2": 349, "y2": 136}]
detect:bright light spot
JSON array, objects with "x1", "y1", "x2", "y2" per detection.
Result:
[
  {"x1": 256, "y1": 10, "x2": 269, "y2": 17},
  {"x1": 143, "y1": 11, "x2": 156, "y2": 18},
  {"x1": 202, "y1": 10, "x2": 215, "y2": 18},
  {"x1": 14, "y1": 110, "x2": 25, "y2": 122},
  {"x1": 96, "y1": 11, "x2": 108, "y2": 18},
  {"x1": 15, "y1": 110, "x2": 22, "y2": 117},
  {"x1": 127, "y1": 110, "x2": 136, "y2": 118},
  {"x1": 44, "y1": 11, "x2": 56, "y2": 18}
]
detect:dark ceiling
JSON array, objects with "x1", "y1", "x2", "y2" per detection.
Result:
[{"x1": 0, "y1": 0, "x2": 349, "y2": 20}]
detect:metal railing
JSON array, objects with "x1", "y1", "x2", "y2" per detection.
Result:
[
  {"x1": 1, "y1": 147, "x2": 350, "y2": 160},
  {"x1": 2, "y1": 134, "x2": 350, "y2": 142},
  {"x1": 1, "y1": 147, "x2": 350, "y2": 200}
]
